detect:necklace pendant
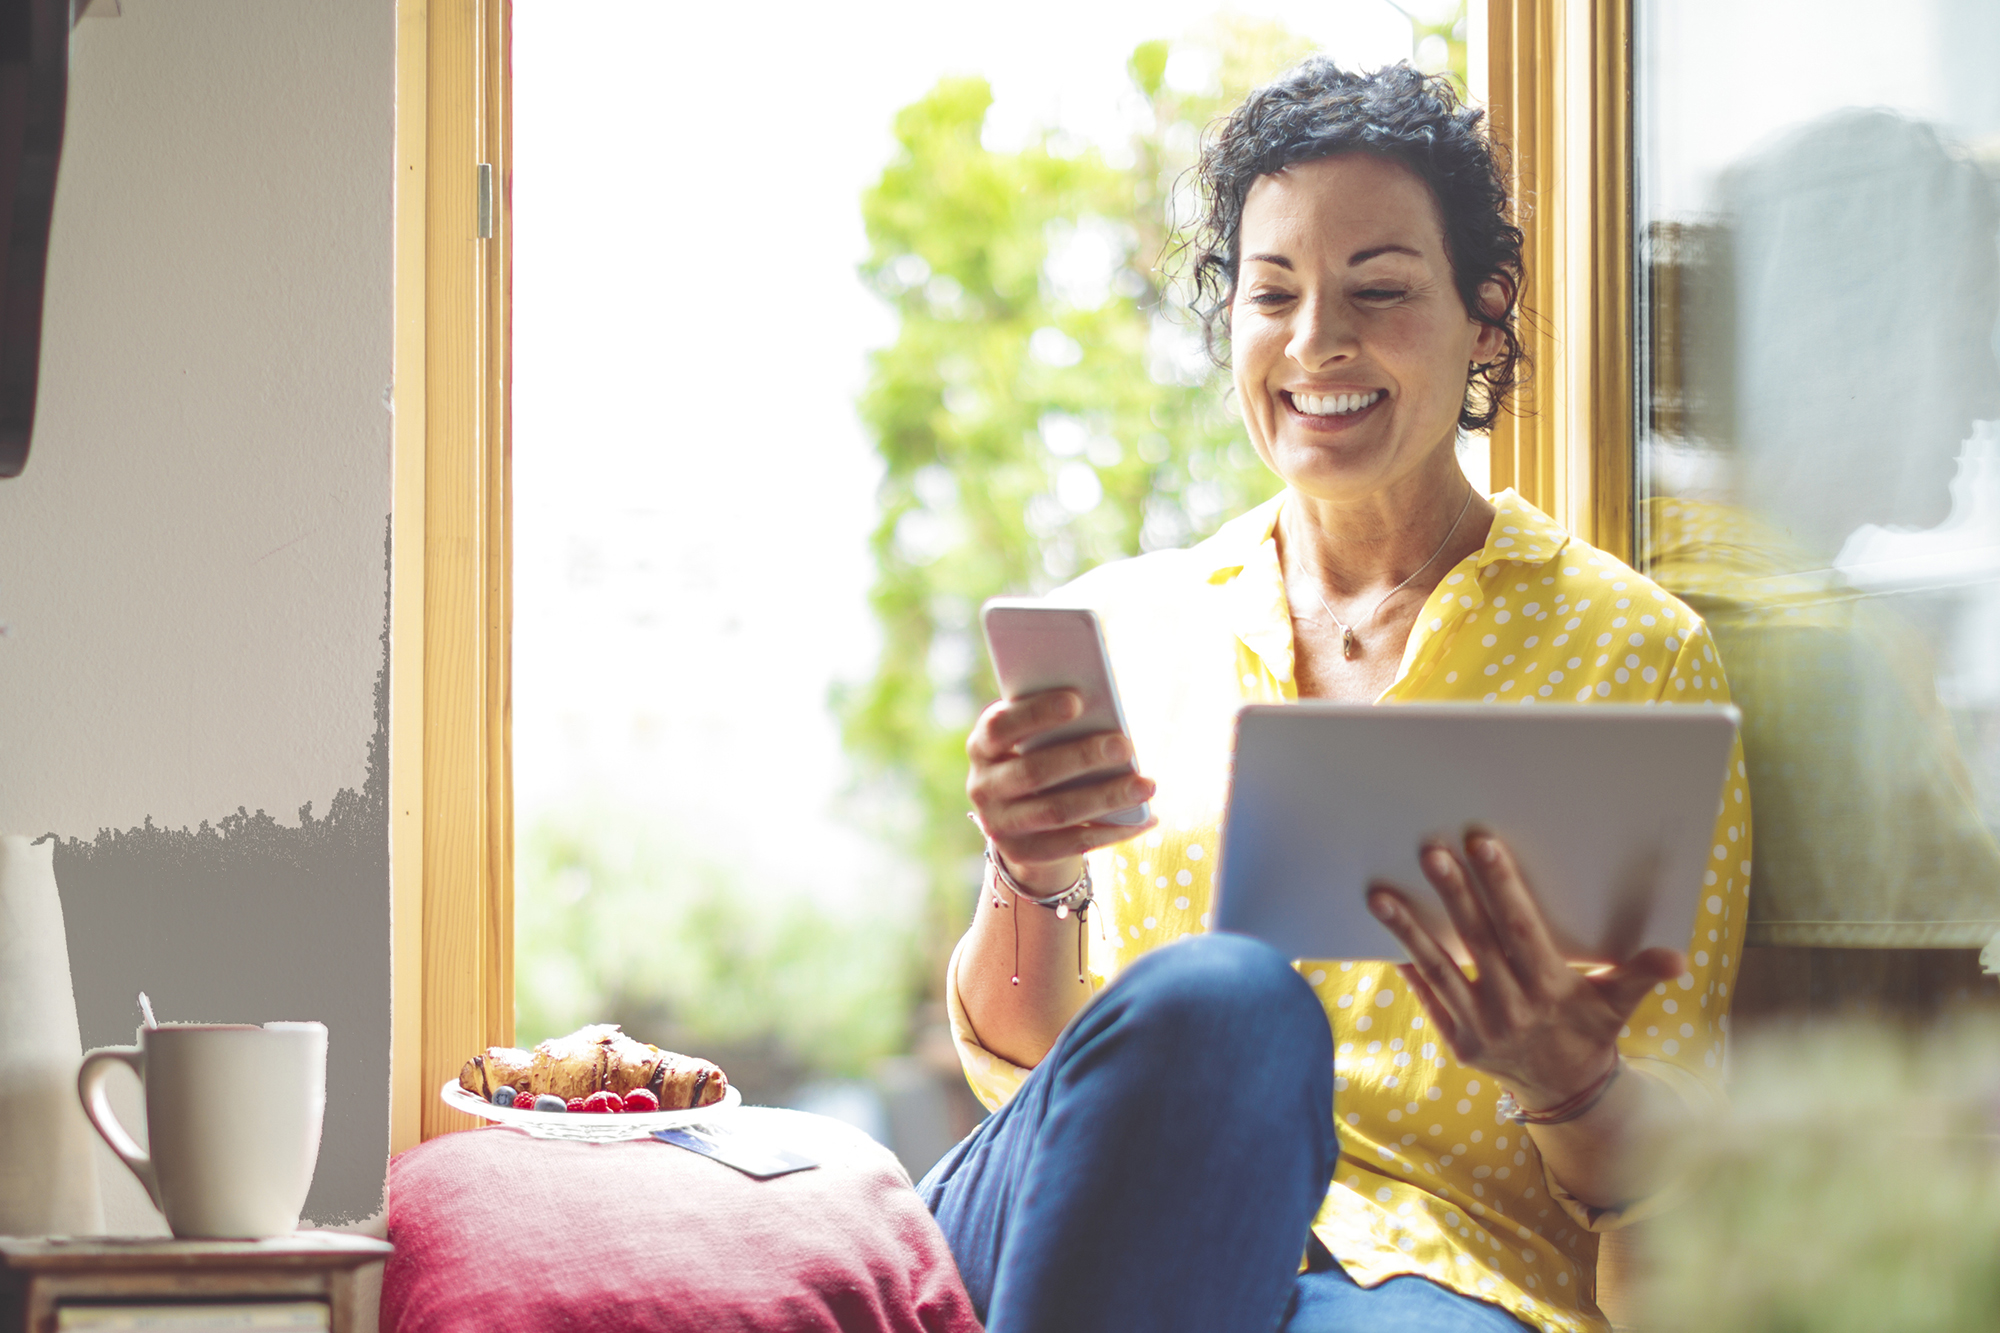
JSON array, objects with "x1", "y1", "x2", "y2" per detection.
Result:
[{"x1": 1341, "y1": 627, "x2": 1359, "y2": 659}]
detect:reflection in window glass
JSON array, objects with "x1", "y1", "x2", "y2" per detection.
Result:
[{"x1": 1636, "y1": 0, "x2": 2000, "y2": 956}]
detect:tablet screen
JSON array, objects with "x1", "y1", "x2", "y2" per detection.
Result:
[{"x1": 1213, "y1": 703, "x2": 1740, "y2": 964}]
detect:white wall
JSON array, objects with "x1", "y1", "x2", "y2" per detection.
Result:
[{"x1": 0, "y1": 0, "x2": 395, "y2": 1225}]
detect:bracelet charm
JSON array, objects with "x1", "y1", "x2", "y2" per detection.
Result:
[{"x1": 984, "y1": 842, "x2": 1094, "y2": 985}]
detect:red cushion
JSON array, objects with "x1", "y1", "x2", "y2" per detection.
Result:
[{"x1": 381, "y1": 1108, "x2": 981, "y2": 1333}]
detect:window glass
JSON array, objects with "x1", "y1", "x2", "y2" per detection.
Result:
[
  {"x1": 1636, "y1": 0, "x2": 2000, "y2": 956},
  {"x1": 512, "y1": 0, "x2": 1446, "y2": 1171}
]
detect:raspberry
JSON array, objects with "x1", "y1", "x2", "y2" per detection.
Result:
[
  {"x1": 565, "y1": 1097, "x2": 586, "y2": 1113},
  {"x1": 582, "y1": 1090, "x2": 620, "y2": 1114},
  {"x1": 621, "y1": 1088, "x2": 660, "y2": 1114}
]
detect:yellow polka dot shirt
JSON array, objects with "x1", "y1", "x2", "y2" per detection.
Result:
[{"x1": 946, "y1": 489, "x2": 1752, "y2": 1333}]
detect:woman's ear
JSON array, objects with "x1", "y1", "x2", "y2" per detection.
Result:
[{"x1": 1470, "y1": 278, "x2": 1510, "y2": 363}]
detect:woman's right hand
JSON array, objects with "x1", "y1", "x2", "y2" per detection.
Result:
[{"x1": 966, "y1": 689, "x2": 1158, "y2": 893}]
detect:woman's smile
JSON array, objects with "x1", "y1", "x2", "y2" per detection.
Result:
[{"x1": 1281, "y1": 387, "x2": 1388, "y2": 431}]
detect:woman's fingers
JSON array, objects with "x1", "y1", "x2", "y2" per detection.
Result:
[
  {"x1": 1394, "y1": 963, "x2": 1463, "y2": 1055},
  {"x1": 1587, "y1": 946, "x2": 1688, "y2": 1022},
  {"x1": 966, "y1": 690, "x2": 1152, "y2": 839},
  {"x1": 1414, "y1": 842, "x2": 1521, "y2": 1000},
  {"x1": 1377, "y1": 835, "x2": 1684, "y2": 1101},
  {"x1": 1367, "y1": 884, "x2": 1479, "y2": 1038},
  {"x1": 1459, "y1": 834, "x2": 1571, "y2": 996},
  {"x1": 989, "y1": 770, "x2": 1156, "y2": 836},
  {"x1": 966, "y1": 690, "x2": 1134, "y2": 810},
  {"x1": 979, "y1": 730, "x2": 1135, "y2": 807},
  {"x1": 964, "y1": 688, "x2": 1154, "y2": 889},
  {"x1": 966, "y1": 689, "x2": 1081, "y2": 761}
]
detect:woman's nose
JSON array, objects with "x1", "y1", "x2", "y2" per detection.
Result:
[{"x1": 1285, "y1": 291, "x2": 1357, "y2": 370}]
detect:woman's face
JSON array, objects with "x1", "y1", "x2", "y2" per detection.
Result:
[{"x1": 1231, "y1": 153, "x2": 1502, "y2": 504}]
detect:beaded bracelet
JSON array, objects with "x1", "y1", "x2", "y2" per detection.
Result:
[
  {"x1": 986, "y1": 843, "x2": 1094, "y2": 916},
  {"x1": 985, "y1": 843, "x2": 1093, "y2": 987},
  {"x1": 1495, "y1": 1056, "x2": 1623, "y2": 1126}
]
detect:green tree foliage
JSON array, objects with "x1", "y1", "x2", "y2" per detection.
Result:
[
  {"x1": 515, "y1": 803, "x2": 917, "y2": 1085},
  {"x1": 840, "y1": 22, "x2": 1328, "y2": 978},
  {"x1": 1391, "y1": 1, "x2": 1470, "y2": 93}
]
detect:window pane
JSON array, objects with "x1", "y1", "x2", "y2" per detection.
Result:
[
  {"x1": 1636, "y1": 0, "x2": 2000, "y2": 952},
  {"x1": 511, "y1": 0, "x2": 1442, "y2": 1170}
]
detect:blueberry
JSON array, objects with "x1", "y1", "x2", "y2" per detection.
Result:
[
  {"x1": 491, "y1": 1086, "x2": 517, "y2": 1108},
  {"x1": 532, "y1": 1093, "x2": 568, "y2": 1113}
]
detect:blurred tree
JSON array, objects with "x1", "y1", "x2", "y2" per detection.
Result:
[
  {"x1": 515, "y1": 803, "x2": 917, "y2": 1095},
  {"x1": 1390, "y1": 1, "x2": 1469, "y2": 93},
  {"x1": 839, "y1": 20, "x2": 1326, "y2": 989}
]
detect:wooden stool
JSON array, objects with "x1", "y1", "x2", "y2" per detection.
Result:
[{"x1": 0, "y1": 1233, "x2": 392, "y2": 1333}]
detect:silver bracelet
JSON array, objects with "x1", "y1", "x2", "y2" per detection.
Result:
[
  {"x1": 984, "y1": 842, "x2": 1093, "y2": 986},
  {"x1": 985, "y1": 843, "x2": 1093, "y2": 919}
]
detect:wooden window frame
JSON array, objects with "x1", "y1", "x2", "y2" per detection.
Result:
[
  {"x1": 1476, "y1": 0, "x2": 1635, "y2": 562},
  {"x1": 380, "y1": 0, "x2": 1630, "y2": 1149},
  {"x1": 391, "y1": 0, "x2": 514, "y2": 1150},
  {"x1": 1476, "y1": 3, "x2": 1643, "y2": 1316}
]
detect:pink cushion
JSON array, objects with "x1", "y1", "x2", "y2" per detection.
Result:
[{"x1": 382, "y1": 1108, "x2": 981, "y2": 1333}]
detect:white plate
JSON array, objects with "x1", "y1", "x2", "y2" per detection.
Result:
[{"x1": 440, "y1": 1078, "x2": 741, "y2": 1142}]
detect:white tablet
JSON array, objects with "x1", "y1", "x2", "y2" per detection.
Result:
[{"x1": 1213, "y1": 703, "x2": 1741, "y2": 964}]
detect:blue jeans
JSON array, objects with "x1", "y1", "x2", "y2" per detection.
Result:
[
  {"x1": 919, "y1": 933, "x2": 1528, "y2": 1333},
  {"x1": 1289, "y1": 1238, "x2": 1531, "y2": 1332}
]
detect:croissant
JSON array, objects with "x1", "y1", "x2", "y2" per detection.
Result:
[{"x1": 459, "y1": 1024, "x2": 728, "y2": 1110}]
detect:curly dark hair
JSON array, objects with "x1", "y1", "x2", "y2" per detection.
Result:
[{"x1": 1185, "y1": 60, "x2": 1528, "y2": 433}]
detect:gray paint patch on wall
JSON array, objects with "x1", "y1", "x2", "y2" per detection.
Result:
[{"x1": 46, "y1": 528, "x2": 392, "y2": 1226}]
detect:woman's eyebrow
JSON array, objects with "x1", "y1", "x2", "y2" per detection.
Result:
[
  {"x1": 1349, "y1": 243, "x2": 1423, "y2": 264},
  {"x1": 1243, "y1": 253, "x2": 1293, "y2": 269}
]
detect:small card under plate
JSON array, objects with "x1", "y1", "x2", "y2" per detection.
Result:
[{"x1": 653, "y1": 1124, "x2": 820, "y2": 1179}]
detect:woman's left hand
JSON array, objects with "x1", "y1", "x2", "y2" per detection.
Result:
[{"x1": 1365, "y1": 832, "x2": 1684, "y2": 1113}]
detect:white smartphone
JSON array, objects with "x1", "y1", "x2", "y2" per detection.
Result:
[{"x1": 980, "y1": 598, "x2": 1151, "y2": 826}]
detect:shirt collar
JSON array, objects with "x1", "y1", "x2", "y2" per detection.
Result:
[
  {"x1": 1474, "y1": 489, "x2": 1571, "y2": 570},
  {"x1": 1196, "y1": 488, "x2": 1569, "y2": 580},
  {"x1": 1199, "y1": 494, "x2": 1295, "y2": 689},
  {"x1": 1201, "y1": 487, "x2": 1573, "y2": 692}
]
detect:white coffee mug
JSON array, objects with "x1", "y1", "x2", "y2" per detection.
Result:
[{"x1": 78, "y1": 1022, "x2": 327, "y2": 1238}]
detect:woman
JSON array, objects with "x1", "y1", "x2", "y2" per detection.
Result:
[{"x1": 919, "y1": 61, "x2": 1749, "y2": 1333}]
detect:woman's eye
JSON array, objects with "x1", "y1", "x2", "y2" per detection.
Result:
[
  {"x1": 1357, "y1": 288, "x2": 1408, "y2": 302},
  {"x1": 1246, "y1": 291, "x2": 1293, "y2": 307}
]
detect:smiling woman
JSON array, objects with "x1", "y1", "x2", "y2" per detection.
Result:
[
  {"x1": 1188, "y1": 62, "x2": 1527, "y2": 433},
  {"x1": 1230, "y1": 153, "x2": 1502, "y2": 687},
  {"x1": 1230, "y1": 156, "x2": 1501, "y2": 485},
  {"x1": 921, "y1": 59, "x2": 1749, "y2": 1333}
]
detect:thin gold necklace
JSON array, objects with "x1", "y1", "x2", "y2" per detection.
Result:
[{"x1": 1308, "y1": 485, "x2": 1476, "y2": 661}]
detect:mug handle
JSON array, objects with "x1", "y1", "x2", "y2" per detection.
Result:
[{"x1": 78, "y1": 1046, "x2": 164, "y2": 1212}]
